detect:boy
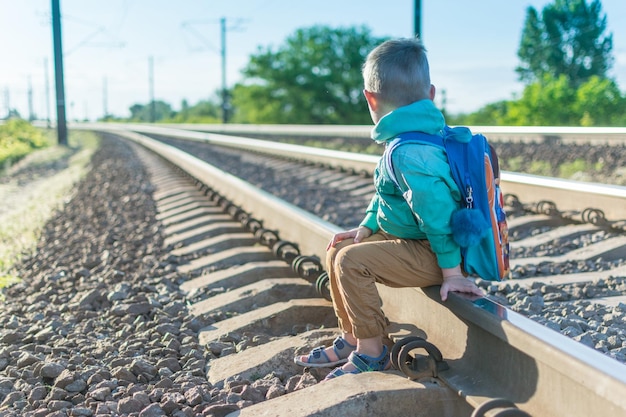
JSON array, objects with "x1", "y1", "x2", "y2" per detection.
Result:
[{"x1": 294, "y1": 38, "x2": 483, "y2": 379}]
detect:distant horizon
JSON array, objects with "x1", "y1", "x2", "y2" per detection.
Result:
[{"x1": 2, "y1": 0, "x2": 625, "y2": 121}]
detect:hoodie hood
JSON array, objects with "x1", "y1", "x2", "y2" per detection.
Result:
[
  {"x1": 371, "y1": 100, "x2": 473, "y2": 145},
  {"x1": 371, "y1": 100, "x2": 444, "y2": 144}
]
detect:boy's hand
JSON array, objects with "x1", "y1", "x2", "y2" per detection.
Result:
[
  {"x1": 440, "y1": 275, "x2": 484, "y2": 301},
  {"x1": 326, "y1": 226, "x2": 372, "y2": 250}
]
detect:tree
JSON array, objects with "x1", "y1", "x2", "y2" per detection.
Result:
[
  {"x1": 573, "y1": 76, "x2": 625, "y2": 125},
  {"x1": 231, "y1": 25, "x2": 388, "y2": 124},
  {"x1": 516, "y1": 0, "x2": 613, "y2": 87},
  {"x1": 516, "y1": 7, "x2": 546, "y2": 84},
  {"x1": 449, "y1": 101, "x2": 511, "y2": 126},
  {"x1": 456, "y1": 74, "x2": 626, "y2": 127},
  {"x1": 128, "y1": 101, "x2": 174, "y2": 122},
  {"x1": 169, "y1": 97, "x2": 221, "y2": 123},
  {"x1": 508, "y1": 74, "x2": 578, "y2": 125}
]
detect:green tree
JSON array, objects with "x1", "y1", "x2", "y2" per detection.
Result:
[
  {"x1": 230, "y1": 84, "x2": 285, "y2": 124},
  {"x1": 508, "y1": 74, "x2": 577, "y2": 125},
  {"x1": 516, "y1": 7, "x2": 546, "y2": 84},
  {"x1": 179, "y1": 99, "x2": 190, "y2": 120},
  {"x1": 128, "y1": 101, "x2": 174, "y2": 122},
  {"x1": 573, "y1": 76, "x2": 625, "y2": 125},
  {"x1": 458, "y1": 0, "x2": 625, "y2": 127},
  {"x1": 231, "y1": 25, "x2": 387, "y2": 124},
  {"x1": 169, "y1": 97, "x2": 221, "y2": 123},
  {"x1": 457, "y1": 74, "x2": 626, "y2": 127},
  {"x1": 516, "y1": 0, "x2": 613, "y2": 87},
  {"x1": 450, "y1": 101, "x2": 511, "y2": 126}
]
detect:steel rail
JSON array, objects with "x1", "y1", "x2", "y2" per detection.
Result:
[
  {"x1": 94, "y1": 125, "x2": 626, "y2": 417},
  {"x1": 154, "y1": 122, "x2": 626, "y2": 145},
  {"x1": 72, "y1": 122, "x2": 626, "y2": 144},
  {"x1": 83, "y1": 123, "x2": 626, "y2": 225}
]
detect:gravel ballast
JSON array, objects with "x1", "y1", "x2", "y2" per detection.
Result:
[{"x1": 0, "y1": 135, "x2": 306, "y2": 417}]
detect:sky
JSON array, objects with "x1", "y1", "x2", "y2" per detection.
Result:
[{"x1": 2, "y1": 0, "x2": 625, "y2": 121}]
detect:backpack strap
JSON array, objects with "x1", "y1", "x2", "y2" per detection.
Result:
[
  {"x1": 488, "y1": 143, "x2": 500, "y2": 180},
  {"x1": 384, "y1": 131, "x2": 445, "y2": 189}
]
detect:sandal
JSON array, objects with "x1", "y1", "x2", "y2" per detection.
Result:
[
  {"x1": 324, "y1": 345, "x2": 389, "y2": 380},
  {"x1": 294, "y1": 336, "x2": 357, "y2": 367}
]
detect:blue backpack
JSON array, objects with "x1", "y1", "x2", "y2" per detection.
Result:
[{"x1": 384, "y1": 127, "x2": 510, "y2": 281}]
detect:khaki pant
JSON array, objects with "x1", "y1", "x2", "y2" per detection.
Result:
[{"x1": 326, "y1": 231, "x2": 444, "y2": 339}]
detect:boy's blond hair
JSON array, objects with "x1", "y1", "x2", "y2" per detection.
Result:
[{"x1": 362, "y1": 38, "x2": 432, "y2": 108}]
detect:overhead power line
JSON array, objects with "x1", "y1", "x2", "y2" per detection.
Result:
[{"x1": 180, "y1": 17, "x2": 247, "y2": 123}]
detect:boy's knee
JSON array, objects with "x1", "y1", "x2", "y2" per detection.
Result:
[
  {"x1": 334, "y1": 247, "x2": 370, "y2": 280},
  {"x1": 326, "y1": 239, "x2": 355, "y2": 271}
]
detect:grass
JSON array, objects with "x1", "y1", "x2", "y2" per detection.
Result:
[
  {"x1": 0, "y1": 129, "x2": 100, "y2": 290},
  {"x1": 527, "y1": 160, "x2": 553, "y2": 177},
  {"x1": 503, "y1": 156, "x2": 525, "y2": 173},
  {"x1": 558, "y1": 158, "x2": 604, "y2": 179}
]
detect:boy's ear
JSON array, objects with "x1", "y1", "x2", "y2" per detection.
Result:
[
  {"x1": 429, "y1": 84, "x2": 436, "y2": 100},
  {"x1": 363, "y1": 90, "x2": 379, "y2": 111}
]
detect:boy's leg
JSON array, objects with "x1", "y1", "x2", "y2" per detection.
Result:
[
  {"x1": 326, "y1": 233, "x2": 387, "y2": 335},
  {"x1": 331, "y1": 232, "x2": 443, "y2": 340},
  {"x1": 294, "y1": 233, "x2": 387, "y2": 366},
  {"x1": 295, "y1": 233, "x2": 442, "y2": 366}
]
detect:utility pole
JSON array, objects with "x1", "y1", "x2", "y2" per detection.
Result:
[
  {"x1": 3, "y1": 88, "x2": 9, "y2": 119},
  {"x1": 220, "y1": 17, "x2": 229, "y2": 124},
  {"x1": 44, "y1": 58, "x2": 51, "y2": 128},
  {"x1": 51, "y1": 0, "x2": 68, "y2": 145},
  {"x1": 149, "y1": 56, "x2": 155, "y2": 123},
  {"x1": 28, "y1": 76, "x2": 34, "y2": 121},
  {"x1": 414, "y1": 0, "x2": 422, "y2": 39},
  {"x1": 103, "y1": 76, "x2": 108, "y2": 119}
]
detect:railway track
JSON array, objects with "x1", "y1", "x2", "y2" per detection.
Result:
[
  {"x1": 1, "y1": 122, "x2": 619, "y2": 415},
  {"x1": 68, "y1": 123, "x2": 626, "y2": 417}
]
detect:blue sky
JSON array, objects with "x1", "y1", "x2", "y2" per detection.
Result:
[{"x1": 2, "y1": 0, "x2": 625, "y2": 121}]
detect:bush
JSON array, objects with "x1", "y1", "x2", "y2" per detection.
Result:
[
  {"x1": 528, "y1": 160, "x2": 553, "y2": 176},
  {"x1": 0, "y1": 119, "x2": 49, "y2": 167},
  {"x1": 559, "y1": 159, "x2": 592, "y2": 179}
]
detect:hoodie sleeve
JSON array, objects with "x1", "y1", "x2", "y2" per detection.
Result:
[
  {"x1": 392, "y1": 145, "x2": 462, "y2": 268},
  {"x1": 360, "y1": 193, "x2": 381, "y2": 233}
]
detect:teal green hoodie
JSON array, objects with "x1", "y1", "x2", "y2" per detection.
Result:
[{"x1": 360, "y1": 99, "x2": 472, "y2": 269}]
